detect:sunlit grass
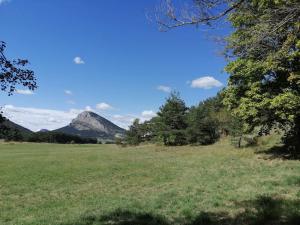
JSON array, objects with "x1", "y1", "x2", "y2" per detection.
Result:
[{"x1": 0, "y1": 139, "x2": 299, "y2": 225}]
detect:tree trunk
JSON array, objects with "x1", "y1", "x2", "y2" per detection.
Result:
[{"x1": 238, "y1": 136, "x2": 242, "y2": 148}]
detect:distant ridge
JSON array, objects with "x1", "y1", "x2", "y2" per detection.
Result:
[
  {"x1": 55, "y1": 111, "x2": 125, "y2": 140},
  {"x1": 38, "y1": 129, "x2": 49, "y2": 133},
  {"x1": 3, "y1": 119, "x2": 33, "y2": 135}
]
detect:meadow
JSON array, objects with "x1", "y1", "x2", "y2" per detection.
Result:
[{"x1": 0, "y1": 139, "x2": 300, "y2": 225}]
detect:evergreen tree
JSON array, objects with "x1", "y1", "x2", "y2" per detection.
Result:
[
  {"x1": 186, "y1": 98, "x2": 220, "y2": 145},
  {"x1": 157, "y1": 92, "x2": 188, "y2": 146},
  {"x1": 125, "y1": 119, "x2": 143, "y2": 145}
]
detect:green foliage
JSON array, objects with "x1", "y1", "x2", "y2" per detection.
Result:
[
  {"x1": 0, "y1": 114, "x2": 8, "y2": 138},
  {"x1": 0, "y1": 115, "x2": 25, "y2": 142},
  {"x1": 0, "y1": 113, "x2": 4, "y2": 124},
  {"x1": 223, "y1": 0, "x2": 300, "y2": 149},
  {"x1": 157, "y1": 0, "x2": 299, "y2": 150},
  {"x1": 157, "y1": 92, "x2": 188, "y2": 130},
  {"x1": 114, "y1": 137, "x2": 125, "y2": 146},
  {"x1": 125, "y1": 92, "x2": 190, "y2": 146},
  {"x1": 2, "y1": 128, "x2": 24, "y2": 142},
  {"x1": 186, "y1": 104, "x2": 219, "y2": 145},
  {"x1": 227, "y1": 116, "x2": 244, "y2": 148},
  {"x1": 156, "y1": 92, "x2": 188, "y2": 146},
  {"x1": 126, "y1": 91, "x2": 235, "y2": 146},
  {"x1": 125, "y1": 119, "x2": 143, "y2": 145}
]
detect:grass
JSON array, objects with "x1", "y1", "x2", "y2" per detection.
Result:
[{"x1": 0, "y1": 139, "x2": 299, "y2": 225}]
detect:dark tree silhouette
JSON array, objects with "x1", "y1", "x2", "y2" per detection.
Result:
[
  {"x1": 0, "y1": 41, "x2": 37, "y2": 135},
  {"x1": 0, "y1": 41, "x2": 37, "y2": 95}
]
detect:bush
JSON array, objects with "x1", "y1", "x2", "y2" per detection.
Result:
[
  {"x1": 161, "y1": 130, "x2": 187, "y2": 146},
  {"x1": 115, "y1": 137, "x2": 127, "y2": 147},
  {"x1": 244, "y1": 136, "x2": 258, "y2": 147}
]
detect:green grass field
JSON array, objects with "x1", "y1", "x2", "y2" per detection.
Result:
[{"x1": 0, "y1": 140, "x2": 300, "y2": 225}]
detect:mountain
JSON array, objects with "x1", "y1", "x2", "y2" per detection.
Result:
[
  {"x1": 3, "y1": 119, "x2": 33, "y2": 135},
  {"x1": 55, "y1": 111, "x2": 125, "y2": 140},
  {"x1": 38, "y1": 129, "x2": 49, "y2": 133}
]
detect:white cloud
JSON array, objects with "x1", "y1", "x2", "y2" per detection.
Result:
[
  {"x1": 191, "y1": 76, "x2": 223, "y2": 89},
  {"x1": 73, "y1": 56, "x2": 85, "y2": 64},
  {"x1": 112, "y1": 114, "x2": 136, "y2": 129},
  {"x1": 96, "y1": 102, "x2": 113, "y2": 111},
  {"x1": 85, "y1": 106, "x2": 93, "y2": 111},
  {"x1": 15, "y1": 89, "x2": 34, "y2": 95},
  {"x1": 0, "y1": 0, "x2": 10, "y2": 5},
  {"x1": 111, "y1": 110, "x2": 156, "y2": 129},
  {"x1": 2, "y1": 105, "x2": 80, "y2": 132},
  {"x1": 141, "y1": 110, "x2": 156, "y2": 118},
  {"x1": 157, "y1": 85, "x2": 171, "y2": 93},
  {"x1": 64, "y1": 90, "x2": 72, "y2": 95}
]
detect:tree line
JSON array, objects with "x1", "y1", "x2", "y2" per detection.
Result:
[
  {"x1": 132, "y1": 0, "x2": 299, "y2": 151},
  {"x1": 125, "y1": 91, "x2": 245, "y2": 147}
]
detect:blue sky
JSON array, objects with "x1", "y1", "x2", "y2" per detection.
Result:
[{"x1": 0, "y1": 0, "x2": 230, "y2": 131}]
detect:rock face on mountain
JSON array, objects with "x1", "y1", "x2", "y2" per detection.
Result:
[{"x1": 55, "y1": 111, "x2": 125, "y2": 139}]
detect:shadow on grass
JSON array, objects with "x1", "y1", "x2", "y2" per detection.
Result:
[
  {"x1": 257, "y1": 145, "x2": 300, "y2": 160},
  {"x1": 62, "y1": 196, "x2": 300, "y2": 225},
  {"x1": 62, "y1": 210, "x2": 169, "y2": 225}
]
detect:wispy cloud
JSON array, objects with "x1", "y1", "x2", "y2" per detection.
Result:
[
  {"x1": 0, "y1": 0, "x2": 10, "y2": 5},
  {"x1": 96, "y1": 102, "x2": 113, "y2": 111},
  {"x1": 64, "y1": 90, "x2": 72, "y2": 95},
  {"x1": 157, "y1": 85, "x2": 171, "y2": 93},
  {"x1": 73, "y1": 56, "x2": 85, "y2": 64},
  {"x1": 191, "y1": 76, "x2": 223, "y2": 89},
  {"x1": 15, "y1": 89, "x2": 34, "y2": 95}
]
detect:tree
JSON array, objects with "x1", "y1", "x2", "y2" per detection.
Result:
[
  {"x1": 156, "y1": 92, "x2": 188, "y2": 146},
  {"x1": 185, "y1": 94, "x2": 230, "y2": 145},
  {"x1": 223, "y1": 1, "x2": 300, "y2": 150},
  {"x1": 228, "y1": 116, "x2": 244, "y2": 148},
  {"x1": 27, "y1": 132, "x2": 97, "y2": 144},
  {"x1": 155, "y1": 0, "x2": 245, "y2": 31},
  {"x1": 125, "y1": 119, "x2": 143, "y2": 145},
  {"x1": 156, "y1": 0, "x2": 300, "y2": 151},
  {"x1": 0, "y1": 113, "x2": 9, "y2": 139},
  {"x1": 0, "y1": 41, "x2": 37, "y2": 95},
  {"x1": 3, "y1": 128, "x2": 24, "y2": 142},
  {"x1": 186, "y1": 105, "x2": 219, "y2": 145},
  {"x1": 0, "y1": 41, "x2": 37, "y2": 138}
]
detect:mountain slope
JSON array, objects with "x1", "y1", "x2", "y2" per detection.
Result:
[
  {"x1": 55, "y1": 111, "x2": 125, "y2": 139},
  {"x1": 3, "y1": 119, "x2": 33, "y2": 135}
]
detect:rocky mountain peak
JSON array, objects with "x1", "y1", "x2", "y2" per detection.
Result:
[{"x1": 55, "y1": 111, "x2": 125, "y2": 140}]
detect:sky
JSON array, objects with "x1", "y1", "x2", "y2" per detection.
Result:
[{"x1": 0, "y1": 0, "x2": 230, "y2": 131}]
